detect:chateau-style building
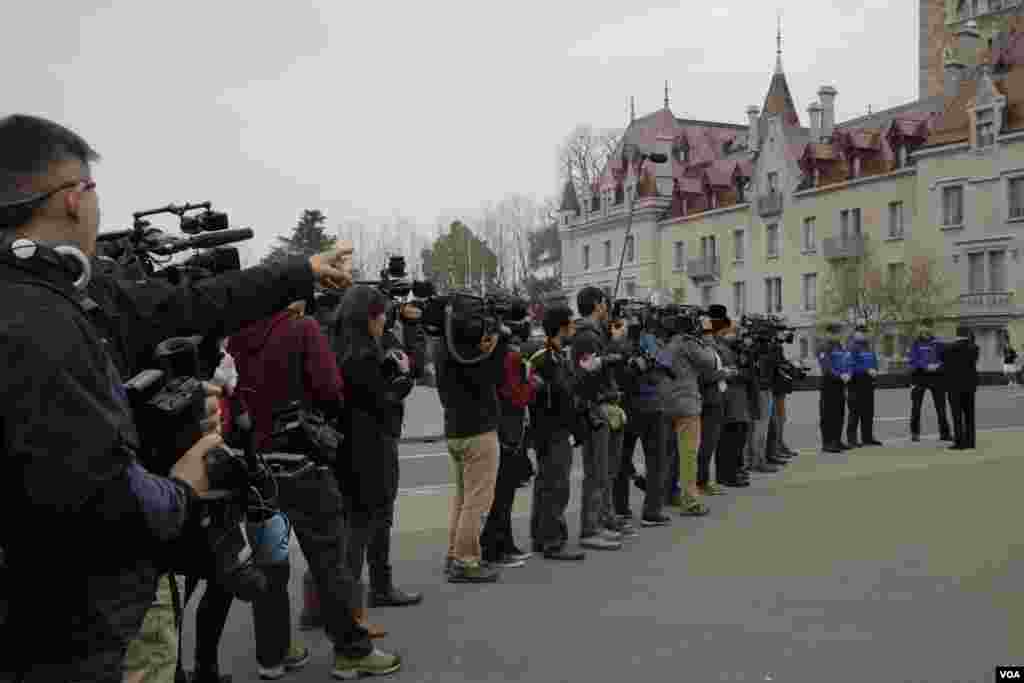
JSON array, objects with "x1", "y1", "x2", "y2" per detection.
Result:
[{"x1": 558, "y1": 11, "x2": 1024, "y2": 372}]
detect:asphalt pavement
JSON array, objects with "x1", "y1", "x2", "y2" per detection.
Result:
[{"x1": 179, "y1": 386, "x2": 1024, "y2": 683}]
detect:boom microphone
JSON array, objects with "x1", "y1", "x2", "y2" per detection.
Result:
[{"x1": 187, "y1": 228, "x2": 254, "y2": 249}]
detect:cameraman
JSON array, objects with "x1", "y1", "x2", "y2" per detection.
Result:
[
  {"x1": 714, "y1": 321, "x2": 755, "y2": 488},
  {"x1": 572, "y1": 287, "x2": 630, "y2": 551},
  {"x1": 0, "y1": 114, "x2": 352, "y2": 682},
  {"x1": 436, "y1": 294, "x2": 508, "y2": 582}
]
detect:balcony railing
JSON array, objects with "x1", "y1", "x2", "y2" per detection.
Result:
[
  {"x1": 823, "y1": 234, "x2": 866, "y2": 260},
  {"x1": 687, "y1": 257, "x2": 720, "y2": 281},
  {"x1": 959, "y1": 291, "x2": 1015, "y2": 315},
  {"x1": 757, "y1": 191, "x2": 783, "y2": 217}
]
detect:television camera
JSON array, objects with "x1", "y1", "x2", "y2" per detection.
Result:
[
  {"x1": 95, "y1": 201, "x2": 253, "y2": 285},
  {"x1": 125, "y1": 335, "x2": 274, "y2": 602},
  {"x1": 421, "y1": 289, "x2": 531, "y2": 364}
]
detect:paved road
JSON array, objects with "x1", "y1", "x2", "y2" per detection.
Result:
[
  {"x1": 396, "y1": 386, "x2": 1024, "y2": 491},
  {"x1": 179, "y1": 388, "x2": 1024, "y2": 682}
]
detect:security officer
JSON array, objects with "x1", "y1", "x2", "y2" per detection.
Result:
[
  {"x1": 846, "y1": 324, "x2": 883, "y2": 447},
  {"x1": 907, "y1": 318, "x2": 952, "y2": 442},
  {"x1": 818, "y1": 323, "x2": 851, "y2": 453}
]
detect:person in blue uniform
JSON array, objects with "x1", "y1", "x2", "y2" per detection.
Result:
[
  {"x1": 845, "y1": 325, "x2": 883, "y2": 447},
  {"x1": 818, "y1": 323, "x2": 851, "y2": 453}
]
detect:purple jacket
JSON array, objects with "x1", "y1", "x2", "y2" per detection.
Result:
[{"x1": 907, "y1": 337, "x2": 942, "y2": 373}]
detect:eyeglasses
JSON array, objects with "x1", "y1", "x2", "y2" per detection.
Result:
[{"x1": 2, "y1": 178, "x2": 95, "y2": 208}]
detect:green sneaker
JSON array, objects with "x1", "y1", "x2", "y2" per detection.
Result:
[
  {"x1": 447, "y1": 559, "x2": 500, "y2": 583},
  {"x1": 332, "y1": 649, "x2": 402, "y2": 679}
]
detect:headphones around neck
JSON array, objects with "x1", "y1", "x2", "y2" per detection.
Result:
[{"x1": 5, "y1": 237, "x2": 92, "y2": 291}]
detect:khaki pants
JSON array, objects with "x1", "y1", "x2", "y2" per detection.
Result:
[
  {"x1": 122, "y1": 575, "x2": 178, "y2": 683},
  {"x1": 447, "y1": 431, "x2": 500, "y2": 564}
]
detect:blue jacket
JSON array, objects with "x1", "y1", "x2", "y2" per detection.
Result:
[
  {"x1": 907, "y1": 337, "x2": 942, "y2": 373},
  {"x1": 846, "y1": 337, "x2": 878, "y2": 375},
  {"x1": 818, "y1": 340, "x2": 851, "y2": 378}
]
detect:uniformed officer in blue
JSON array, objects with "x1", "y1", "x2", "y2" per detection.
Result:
[
  {"x1": 818, "y1": 323, "x2": 852, "y2": 454},
  {"x1": 845, "y1": 324, "x2": 883, "y2": 447},
  {"x1": 906, "y1": 318, "x2": 952, "y2": 442}
]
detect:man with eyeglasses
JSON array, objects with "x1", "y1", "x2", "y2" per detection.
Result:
[{"x1": 0, "y1": 114, "x2": 354, "y2": 683}]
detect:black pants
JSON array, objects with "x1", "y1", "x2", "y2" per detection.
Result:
[
  {"x1": 947, "y1": 390, "x2": 977, "y2": 448},
  {"x1": 531, "y1": 429, "x2": 573, "y2": 551},
  {"x1": 367, "y1": 482, "x2": 397, "y2": 596},
  {"x1": 664, "y1": 418, "x2": 680, "y2": 502},
  {"x1": 819, "y1": 378, "x2": 847, "y2": 447},
  {"x1": 716, "y1": 421, "x2": 750, "y2": 481},
  {"x1": 613, "y1": 410, "x2": 667, "y2": 517},
  {"x1": 277, "y1": 466, "x2": 372, "y2": 658},
  {"x1": 910, "y1": 381, "x2": 951, "y2": 438},
  {"x1": 481, "y1": 442, "x2": 523, "y2": 561},
  {"x1": 697, "y1": 404, "x2": 724, "y2": 487},
  {"x1": 846, "y1": 374, "x2": 877, "y2": 443}
]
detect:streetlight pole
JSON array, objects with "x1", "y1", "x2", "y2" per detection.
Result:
[{"x1": 612, "y1": 147, "x2": 668, "y2": 302}]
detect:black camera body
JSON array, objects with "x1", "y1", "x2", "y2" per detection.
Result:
[
  {"x1": 422, "y1": 290, "x2": 530, "y2": 342},
  {"x1": 125, "y1": 335, "x2": 269, "y2": 602},
  {"x1": 739, "y1": 313, "x2": 796, "y2": 348}
]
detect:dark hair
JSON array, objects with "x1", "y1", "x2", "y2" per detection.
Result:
[
  {"x1": 334, "y1": 285, "x2": 390, "y2": 365},
  {"x1": 543, "y1": 305, "x2": 573, "y2": 338},
  {"x1": 577, "y1": 286, "x2": 605, "y2": 317},
  {"x1": 0, "y1": 115, "x2": 100, "y2": 229}
]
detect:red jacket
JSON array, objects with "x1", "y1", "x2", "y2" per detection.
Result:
[
  {"x1": 227, "y1": 311, "x2": 344, "y2": 452},
  {"x1": 497, "y1": 349, "x2": 538, "y2": 444}
]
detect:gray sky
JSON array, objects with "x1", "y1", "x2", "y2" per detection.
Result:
[{"x1": 5, "y1": 0, "x2": 915, "y2": 262}]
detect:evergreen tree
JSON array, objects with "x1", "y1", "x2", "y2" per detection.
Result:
[
  {"x1": 262, "y1": 209, "x2": 336, "y2": 266},
  {"x1": 423, "y1": 220, "x2": 498, "y2": 293}
]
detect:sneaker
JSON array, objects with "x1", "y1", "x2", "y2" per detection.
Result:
[
  {"x1": 580, "y1": 534, "x2": 622, "y2": 550},
  {"x1": 600, "y1": 528, "x2": 623, "y2": 541},
  {"x1": 443, "y1": 556, "x2": 455, "y2": 575},
  {"x1": 258, "y1": 643, "x2": 311, "y2": 679},
  {"x1": 502, "y1": 546, "x2": 533, "y2": 562},
  {"x1": 332, "y1": 649, "x2": 402, "y2": 680},
  {"x1": 490, "y1": 554, "x2": 527, "y2": 568},
  {"x1": 613, "y1": 524, "x2": 639, "y2": 538},
  {"x1": 447, "y1": 560, "x2": 501, "y2": 583},
  {"x1": 641, "y1": 513, "x2": 672, "y2": 527}
]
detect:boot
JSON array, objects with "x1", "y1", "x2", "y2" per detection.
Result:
[
  {"x1": 298, "y1": 570, "x2": 323, "y2": 631},
  {"x1": 370, "y1": 566, "x2": 423, "y2": 607},
  {"x1": 352, "y1": 607, "x2": 388, "y2": 639}
]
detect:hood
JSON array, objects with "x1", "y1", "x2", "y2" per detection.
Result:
[{"x1": 228, "y1": 310, "x2": 294, "y2": 358}]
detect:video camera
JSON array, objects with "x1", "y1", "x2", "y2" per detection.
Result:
[
  {"x1": 739, "y1": 313, "x2": 796, "y2": 346},
  {"x1": 421, "y1": 289, "x2": 530, "y2": 364},
  {"x1": 124, "y1": 335, "x2": 273, "y2": 602},
  {"x1": 96, "y1": 201, "x2": 252, "y2": 285}
]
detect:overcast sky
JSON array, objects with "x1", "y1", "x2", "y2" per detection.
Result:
[{"x1": 5, "y1": 0, "x2": 915, "y2": 262}]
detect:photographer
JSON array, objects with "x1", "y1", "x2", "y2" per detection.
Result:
[
  {"x1": 527, "y1": 307, "x2": 587, "y2": 560},
  {"x1": 747, "y1": 325, "x2": 784, "y2": 473},
  {"x1": 333, "y1": 286, "x2": 415, "y2": 646},
  {"x1": 714, "y1": 322, "x2": 756, "y2": 488},
  {"x1": 480, "y1": 325, "x2": 539, "y2": 567},
  {"x1": 654, "y1": 310, "x2": 718, "y2": 517},
  {"x1": 696, "y1": 305, "x2": 732, "y2": 496},
  {"x1": 436, "y1": 293, "x2": 508, "y2": 582},
  {"x1": 572, "y1": 287, "x2": 630, "y2": 551},
  {"x1": 612, "y1": 317, "x2": 672, "y2": 527},
  {"x1": 0, "y1": 114, "x2": 352, "y2": 683},
  {"x1": 229, "y1": 298, "x2": 402, "y2": 679}
]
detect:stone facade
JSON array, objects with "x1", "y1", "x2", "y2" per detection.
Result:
[{"x1": 559, "y1": 23, "x2": 1024, "y2": 373}]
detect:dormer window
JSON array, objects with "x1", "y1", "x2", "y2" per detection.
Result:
[{"x1": 976, "y1": 108, "x2": 996, "y2": 147}]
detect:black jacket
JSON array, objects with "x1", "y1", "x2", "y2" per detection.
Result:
[
  {"x1": 436, "y1": 338, "x2": 508, "y2": 439},
  {"x1": 339, "y1": 349, "x2": 413, "y2": 512},
  {"x1": 527, "y1": 343, "x2": 579, "y2": 437},
  {"x1": 0, "y1": 251, "x2": 314, "y2": 682},
  {"x1": 939, "y1": 338, "x2": 980, "y2": 391},
  {"x1": 571, "y1": 317, "x2": 624, "y2": 406}
]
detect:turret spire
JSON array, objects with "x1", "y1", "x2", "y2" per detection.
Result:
[
  {"x1": 664, "y1": 80, "x2": 670, "y2": 109},
  {"x1": 775, "y1": 11, "x2": 783, "y2": 74},
  {"x1": 630, "y1": 95, "x2": 636, "y2": 122}
]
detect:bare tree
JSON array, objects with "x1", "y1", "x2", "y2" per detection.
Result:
[{"x1": 557, "y1": 124, "x2": 624, "y2": 198}]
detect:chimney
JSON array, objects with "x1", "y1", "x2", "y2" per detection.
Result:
[
  {"x1": 746, "y1": 106, "x2": 760, "y2": 152},
  {"x1": 955, "y1": 20, "x2": 982, "y2": 66},
  {"x1": 808, "y1": 102, "x2": 824, "y2": 142},
  {"x1": 818, "y1": 87, "x2": 837, "y2": 140},
  {"x1": 655, "y1": 135, "x2": 674, "y2": 196}
]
